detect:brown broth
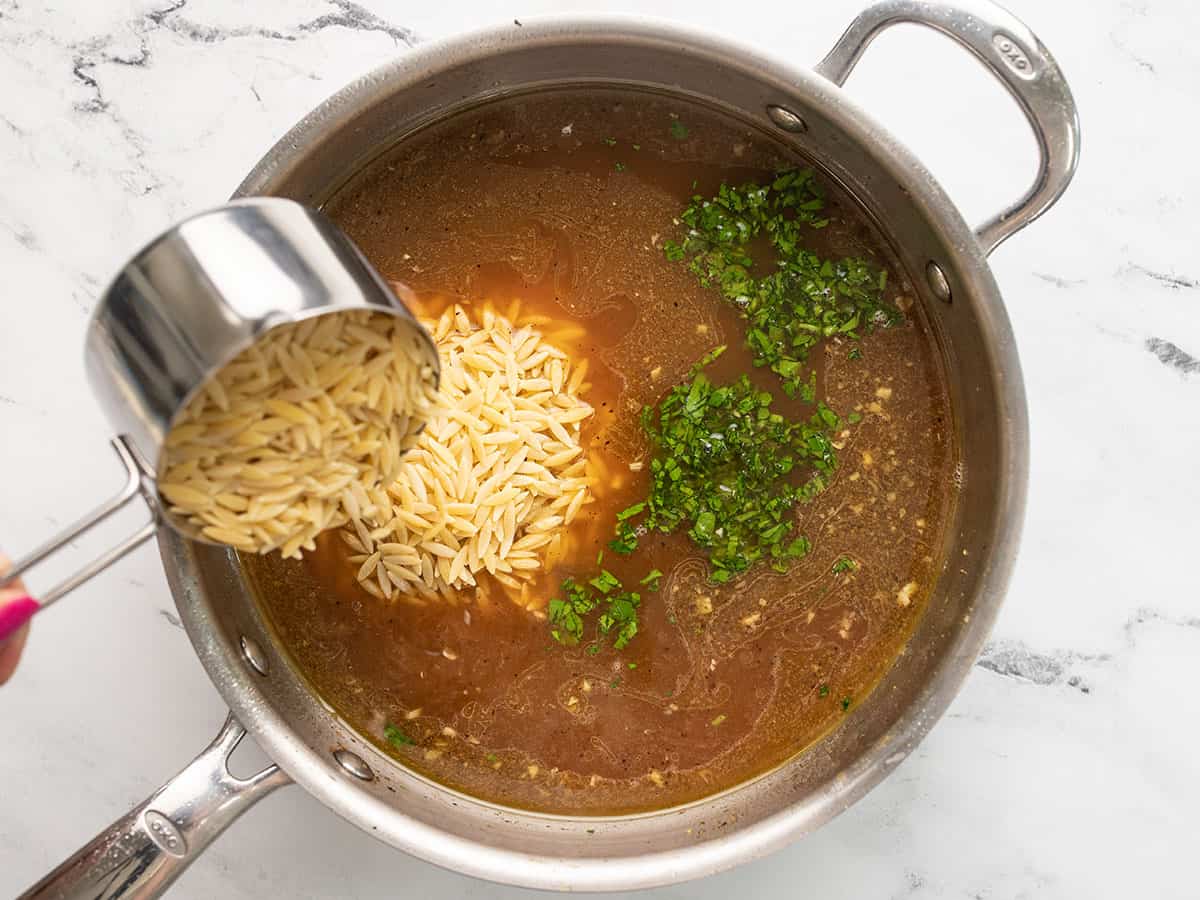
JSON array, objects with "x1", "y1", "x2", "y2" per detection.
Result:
[{"x1": 244, "y1": 90, "x2": 956, "y2": 815}]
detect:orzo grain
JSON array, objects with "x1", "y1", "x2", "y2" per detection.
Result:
[
  {"x1": 158, "y1": 310, "x2": 438, "y2": 558},
  {"x1": 343, "y1": 302, "x2": 594, "y2": 603}
]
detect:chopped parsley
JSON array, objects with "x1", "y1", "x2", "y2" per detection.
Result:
[
  {"x1": 548, "y1": 577, "x2": 594, "y2": 643},
  {"x1": 598, "y1": 591, "x2": 640, "y2": 649},
  {"x1": 639, "y1": 568, "x2": 663, "y2": 590},
  {"x1": 662, "y1": 168, "x2": 897, "y2": 397},
  {"x1": 609, "y1": 504, "x2": 646, "y2": 554},
  {"x1": 544, "y1": 172, "x2": 890, "y2": 652},
  {"x1": 617, "y1": 502, "x2": 645, "y2": 521},
  {"x1": 818, "y1": 684, "x2": 830, "y2": 698},
  {"x1": 669, "y1": 119, "x2": 689, "y2": 140},
  {"x1": 548, "y1": 575, "x2": 641, "y2": 650},
  {"x1": 614, "y1": 161, "x2": 627, "y2": 172},
  {"x1": 849, "y1": 346, "x2": 863, "y2": 360},
  {"x1": 846, "y1": 411, "x2": 863, "y2": 425},
  {"x1": 608, "y1": 522, "x2": 638, "y2": 555},
  {"x1": 627, "y1": 662, "x2": 638, "y2": 669},
  {"x1": 383, "y1": 723, "x2": 413, "y2": 748},
  {"x1": 604, "y1": 137, "x2": 617, "y2": 146},
  {"x1": 841, "y1": 696, "x2": 853, "y2": 712},
  {"x1": 589, "y1": 569, "x2": 620, "y2": 594},
  {"x1": 614, "y1": 350, "x2": 839, "y2": 584}
]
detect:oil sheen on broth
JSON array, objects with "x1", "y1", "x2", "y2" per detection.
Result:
[{"x1": 245, "y1": 91, "x2": 956, "y2": 815}]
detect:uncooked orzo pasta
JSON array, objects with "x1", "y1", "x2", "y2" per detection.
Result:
[
  {"x1": 158, "y1": 310, "x2": 438, "y2": 559},
  {"x1": 342, "y1": 302, "x2": 594, "y2": 604}
]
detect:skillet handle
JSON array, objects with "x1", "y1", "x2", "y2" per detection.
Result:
[
  {"x1": 20, "y1": 714, "x2": 291, "y2": 900},
  {"x1": 815, "y1": 0, "x2": 1080, "y2": 256}
]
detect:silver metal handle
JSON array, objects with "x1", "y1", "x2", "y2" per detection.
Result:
[
  {"x1": 21, "y1": 714, "x2": 292, "y2": 900},
  {"x1": 816, "y1": 0, "x2": 1080, "y2": 255},
  {"x1": 0, "y1": 436, "x2": 158, "y2": 607}
]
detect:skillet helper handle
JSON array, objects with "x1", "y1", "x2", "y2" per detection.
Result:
[
  {"x1": 0, "y1": 435, "x2": 158, "y2": 637},
  {"x1": 815, "y1": 0, "x2": 1080, "y2": 256},
  {"x1": 20, "y1": 714, "x2": 292, "y2": 900}
]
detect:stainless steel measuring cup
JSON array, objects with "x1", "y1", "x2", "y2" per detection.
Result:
[{"x1": 0, "y1": 197, "x2": 440, "y2": 624}]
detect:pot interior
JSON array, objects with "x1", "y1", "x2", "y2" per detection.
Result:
[{"x1": 162, "y1": 21, "x2": 1025, "y2": 891}]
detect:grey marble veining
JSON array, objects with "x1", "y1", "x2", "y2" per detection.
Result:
[{"x1": 1, "y1": 1, "x2": 1197, "y2": 898}]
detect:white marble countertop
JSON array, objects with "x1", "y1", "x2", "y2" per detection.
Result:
[{"x1": 1, "y1": 0, "x2": 1196, "y2": 897}]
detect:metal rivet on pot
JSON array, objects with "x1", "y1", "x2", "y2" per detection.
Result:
[
  {"x1": 766, "y1": 105, "x2": 807, "y2": 134},
  {"x1": 240, "y1": 635, "x2": 269, "y2": 676},
  {"x1": 334, "y1": 749, "x2": 375, "y2": 781},
  {"x1": 926, "y1": 261, "x2": 952, "y2": 303}
]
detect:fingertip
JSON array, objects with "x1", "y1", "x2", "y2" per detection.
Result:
[
  {"x1": 0, "y1": 624, "x2": 28, "y2": 684},
  {"x1": 0, "y1": 595, "x2": 38, "y2": 643}
]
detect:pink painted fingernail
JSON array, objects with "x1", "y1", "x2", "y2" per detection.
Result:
[{"x1": 0, "y1": 595, "x2": 38, "y2": 645}]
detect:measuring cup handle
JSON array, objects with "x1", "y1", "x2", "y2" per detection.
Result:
[{"x1": 0, "y1": 436, "x2": 158, "y2": 612}]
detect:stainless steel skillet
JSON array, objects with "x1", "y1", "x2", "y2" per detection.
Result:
[{"x1": 22, "y1": 1, "x2": 1078, "y2": 895}]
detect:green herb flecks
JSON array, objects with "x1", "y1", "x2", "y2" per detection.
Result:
[
  {"x1": 608, "y1": 522, "x2": 638, "y2": 555},
  {"x1": 589, "y1": 569, "x2": 620, "y2": 594},
  {"x1": 832, "y1": 556, "x2": 858, "y2": 574},
  {"x1": 818, "y1": 684, "x2": 830, "y2": 698},
  {"x1": 384, "y1": 723, "x2": 413, "y2": 748},
  {"x1": 598, "y1": 590, "x2": 640, "y2": 648},
  {"x1": 608, "y1": 502, "x2": 645, "y2": 555},
  {"x1": 548, "y1": 575, "x2": 642, "y2": 650},
  {"x1": 616, "y1": 351, "x2": 838, "y2": 584},
  {"x1": 640, "y1": 568, "x2": 664, "y2": 590},
  {"x1": 669, "y1": 119, "x2": 689, "y2": 140},
  {"x1": 841, "y1": 696, "x2": 853, "y2": 712},
  {"x1": 663, "y1": 168, "x2": 898, "y2": 397},
  {"x1": 547, "y1": 577, "x2": 596, "y2": 644}
]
